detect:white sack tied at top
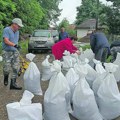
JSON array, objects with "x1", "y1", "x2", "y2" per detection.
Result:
[
  {"x1": 24, "y1": 53, "x2": 42, "y2": 95},
  {"x1": 6, "y1": 90, "x2": 42, "y2": 120},
  {"x1": 41, "y1": 55, "x2": 53, "y2": 81},
  {"x1": 43, "y1": 60, "x2": 71, "y2": 120},
  {"x1": 72, "y1": 64, "x2": 103, "y2": 120},
  {"x1": 97, "y1": 63, "x2": 120, "y2": 120}
]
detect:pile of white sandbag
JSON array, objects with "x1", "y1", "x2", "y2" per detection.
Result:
[{"x1": 6, "y1": 49, "x2": 120, "y2": 120}]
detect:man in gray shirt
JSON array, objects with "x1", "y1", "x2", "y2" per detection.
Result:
[{"x1": 2, "y1": 18, "x2": 24, "y2": 90}]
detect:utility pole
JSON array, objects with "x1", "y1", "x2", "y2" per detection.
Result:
[{"x1": 96, "y1": 0, "x2": 99, "y2": 30}]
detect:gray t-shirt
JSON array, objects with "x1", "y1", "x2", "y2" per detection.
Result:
[{"x1": 2, "y1": 27, "x2": 19, "y2": 51}]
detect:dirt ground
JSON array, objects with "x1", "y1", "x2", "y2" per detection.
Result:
[{"x1": 0, "y1": 53, "x2": 120, "y2": 120}]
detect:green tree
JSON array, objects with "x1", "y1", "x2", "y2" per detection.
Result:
[
  {"x1": 12, "y1": 0, "x2": 44, "y2": 33},
  {"x1": 0, "y1": 0, "x2": 16, "y2": 41},
  {"x1": 58, "y1": 19, "x2": 76, "y2": 36},
  {"x1": 39, "y1": 0, "x2": 62, "y2": 28},
  {"x1": 75, "y1": 0, "x2": 106, "y2": 25}
]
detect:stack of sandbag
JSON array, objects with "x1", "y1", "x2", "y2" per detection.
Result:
[
  {"x1": 97, "y1": 63, "x2": 120, "y2": 120},
  {"x1": 41, "y1": 55, "x2": 53, "y2": 81},
  {"x1": 113, "y1": 53, "x2": 120, "y2": 82},
  {"x1": 24, "y1": 53, "x2": 42, "y2": 95},
  {"x1": 44, "y1": 60, "x2": 71, "y2": 120},
  {"x1": 72, "y1": 63, "x2": 103, "y2": 120},
  {"x1": 6, "y1": 90, "x2": 42, "y2": 120}
]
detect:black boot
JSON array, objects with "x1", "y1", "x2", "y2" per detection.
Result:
[
  {"x1": 10, "y1": 78, "x2": 22, "y2": 90},
  {"x1": 4, "y1": 74, "x2": 9, "y2": 86}
]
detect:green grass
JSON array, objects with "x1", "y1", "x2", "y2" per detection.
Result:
[
  {"x1": 19, "y1": 39, "x2": 28, "y2": 54},
  {"x1": 80, "y1": 44, "x2": 91, "y2": 51}
]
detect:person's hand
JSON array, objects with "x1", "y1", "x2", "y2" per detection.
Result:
[
  {"x1": 14, "y1": 44, "x2": 21, "y2": 51},
  {"x1": 76, "y1": 50, "x2": 81, "y2": 55}
]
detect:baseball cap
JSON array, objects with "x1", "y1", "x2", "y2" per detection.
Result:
[{"x1": 12, "y1": 18, "x2": 24, "y2": 27}]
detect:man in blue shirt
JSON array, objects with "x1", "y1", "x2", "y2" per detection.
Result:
[
  {"x1": 2, "y1": 18, "x2": 24, "y2": 90},
  {"x1": 59, "y1": 27, "x2": 69, "y2": 41},
  {"x1": 90, "y1": 28, "x2": 110, "y2": 62}
]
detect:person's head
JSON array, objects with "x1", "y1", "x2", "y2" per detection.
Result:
[
  {"x1": 11, "y1": 18, "x2": 24, "y2": 31},
  {"x1": 70, "y1": 36, "x2": 78, "y2": 44},
  {"x1": 61, "y1": 27, "x2": 65, "y2": 32}
]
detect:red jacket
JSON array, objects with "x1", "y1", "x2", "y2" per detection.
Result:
[{"x1": 52, "y1": 38, "x2": 78, "y2": 60}]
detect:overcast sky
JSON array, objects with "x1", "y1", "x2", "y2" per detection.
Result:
[{"x1": 58, "y1": 0, "x2": 112, "y2": 24}]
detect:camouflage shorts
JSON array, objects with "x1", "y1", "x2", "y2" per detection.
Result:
[{"x1": 2, "y1": 50, "x2": 20, "y2": 79}]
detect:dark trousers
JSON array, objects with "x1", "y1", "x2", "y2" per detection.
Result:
[{"x1": 95, "y1": 47, "x2": 109, "y2": 62}]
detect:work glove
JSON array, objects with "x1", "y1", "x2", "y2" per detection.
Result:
[{"x1": 14, "y1": 44, "x2": 21, "y2": 51}]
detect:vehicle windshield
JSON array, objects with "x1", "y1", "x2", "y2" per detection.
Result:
[
  {"x1": 51, "y1": 31, "x2": 58, "y2": 37},
  {"x1": 33, "y1": 31, "x2": 51, "y2": 37}
]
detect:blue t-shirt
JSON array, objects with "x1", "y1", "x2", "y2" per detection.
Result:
[
  {"x1": 2, "y1": 27, "x2": 19, "y2": 51},
  {"x1": 59, "y1": 32, "x2": 69, "y2": 41}
]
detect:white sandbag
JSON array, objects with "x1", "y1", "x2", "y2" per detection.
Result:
[
  {"x1": 62, "y1": 50, "x2": 76, "y2": 71},
  {"x1": 93, "y1": 59, "x2": 106, "y2": 74},
  {"x1": 97, "y1": 63, "x2": 120, "y2": 120},
  {"x1": 71, "y1": 53, "x2": 80, "y2": 63},
  {"x1": 24, "y1": 62, "x2": 42, "y2": 95},
  {"x1": 114, "y1": 53, "x2": 120, "y2": 82},
  {"x1": 79, "y1": 49, "x2": 94, "y2": 62},
  {"x1": 83, "y1": 48, "x2": 95, "y2": 61},
  {"x1": 72, "y1": 64, "x2": 102, "y2": 120},
  {"x1": 6, "y1": 90, "x2": 42, "y2": 120},
  {"x1": 92, "y1": 59, "x2": 107, "y2": 96},
  {"x1": 26, "y1": 53, "x2": 36, "y2": 61},
  {"x1": 44, "y1": 60, "x2": 71, "y2": 120},
  {"x1": 41, "y1": 55, "x2": 53, "y2": 81},
  {"x1": 20, "y1": 90, "x2": 34, "y2": 105},
  {"x1": 0, "y1": 56, "x2": 3, "y2": 62},
  {"x1": 83, "y1": 59, "x2": 97, "y2": 87},
  {"x1": 66, "y1": 67, "x2": 79, "y2": 102}
]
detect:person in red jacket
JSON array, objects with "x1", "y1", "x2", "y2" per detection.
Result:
[{"x1": 52, "y1": 36, "x2": 80, "y2": 60}]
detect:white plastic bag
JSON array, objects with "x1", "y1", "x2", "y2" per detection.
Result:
[
  {"x1": 24, "y1": 62, "x2": 42, "y2": 95},
  {"x1": 41, "y1": 55, "x2": 53, "y2": 81},
  {"x1": 6, "y1": 90, "x2": 42, "y2": 120},
  {"x1": 97, "y1": 63, "x2": 120, "y2": 120},
  {"x1": 72, "y1": 64, "x2": 102, "y2": 120},
  {"x1": 114, "y1": 53, "x2": 120, "y2": 82},
  {"x1": 44, "y1": 60, "x2": 71, "y2": 120}
]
